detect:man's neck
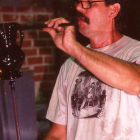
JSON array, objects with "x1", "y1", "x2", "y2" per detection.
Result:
[{"x1": 90, "y1": 29, "x2": 123, "y2": 49}]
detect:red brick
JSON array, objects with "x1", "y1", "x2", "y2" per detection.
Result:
[
  {"x1": 39, "y1": 31, "x2": 51, "y2": 38},
  {"x1": 17, "y1": 7, "x2": 33, "y2": 12},
  {"x1": 45, "y1": 56, "x2": 53, "y2": 63},
  {"x1": 28, "y1": 57, "x2": 43, "y2": 64},
  {"x1": 26, "y1": 31, "x2": 38, "y2": 39},
  {"x1": 39, "y1": 48, "x2": 52, "y2": 55},
  {"x1": 2, "y1": 14, "x2": 19, "y2": 22},
  {"x1": 32, "y1": 7, "x2": 50, "y2": 13},
  {"x1": 0, "y1": 6, "x2": 15, "y2": 12},
  {"x1": 21, "y1": 66, "x2": 29, "y2": 70},
  {"x1": 34, "y1": 65, "x2": 48, "y2": 73},
  {"x1": 20, "y1": 15, "x2": 35, "y2": 22},
  {"x1": 32, "y1": 7, "x2": 45, "y2": 12},
  {"x1": 21, "y1": 40, "x2": 32, "y2": 48},
  {"x1": 46, "y1": 8, "x2": 54, "y2": 13},
  {"x1": 36, "y1": 15, "x2": 50, "y2": 22},
  {"x1": 34, "y1": 40, "x2": 47, "y2": 46},
  {"x1": 17, "y1": 6, "x2": 54, "y2": 16},
  {"x1": 22, "y1": 49, "x2": 37, "y2": 56},
  {"x1": 34, "y1": 74, "x2": 43, "y2": 81}
]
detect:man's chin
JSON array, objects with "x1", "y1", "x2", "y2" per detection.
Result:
[{"x1": 78, "y1": 26, "x2": 91, "y2": 38}]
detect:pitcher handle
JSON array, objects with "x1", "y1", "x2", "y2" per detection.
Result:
[{"x1": 18, "y1": 24, "x2": 24, "y2": 48}]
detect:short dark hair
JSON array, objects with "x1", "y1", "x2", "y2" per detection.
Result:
[{"x1": 104, "y1": 0, "x2": 129, "y2": 33}]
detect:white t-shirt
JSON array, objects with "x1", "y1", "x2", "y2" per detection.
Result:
[{"x1": 46, "y1": 35, "x2": 140, "y2": 140}]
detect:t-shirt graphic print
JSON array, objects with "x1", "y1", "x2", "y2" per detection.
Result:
[{"x1": 71, "y1": 70, "x2": 106, "y2": 118}]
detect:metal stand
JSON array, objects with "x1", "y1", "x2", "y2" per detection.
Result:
[{"x1": 9, "y1": 79, "x2": 21, "y2": 140}]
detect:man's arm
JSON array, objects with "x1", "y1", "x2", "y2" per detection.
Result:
[
  {"x1": 43, "y1": 18, "x2": 140, "y2": 95},
  {"x1": 72, "y1": 42, "x2": 140, "y2": 95},
  {"x1": 43, "y1": 123, "x2": 67, "y2": 140}
]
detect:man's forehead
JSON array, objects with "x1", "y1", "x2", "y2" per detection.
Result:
[
  {"x1": 77, "y1": 0, "x2": 105, "y2": 1},
  {"x1": 77, "y1": 0, "x2": 105, "y2": 3}
]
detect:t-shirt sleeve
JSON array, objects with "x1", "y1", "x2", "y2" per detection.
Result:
[
  {"x1": 129, "y1": 43, "x2": 140, "y2": 97},
  {"x1": 46, "y1": 65, "x2": 68, "y2": 125},
  {"x1": 129, "y1": 43, "x2": 140, "y2": 64}
]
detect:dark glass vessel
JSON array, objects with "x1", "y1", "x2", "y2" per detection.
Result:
[{"x1": 0, "y1": 22, "x2": 25, "y2": 80}]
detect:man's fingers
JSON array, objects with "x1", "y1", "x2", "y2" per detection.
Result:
[
  {"x1": 45, "y1": 18, "x2": 69, "y2": 29},
  {"x1": 45, "y1": 18, "x2": 62, "y2": 28},
  {"x1": 42, "y1": 28, "x2": 57, "y2": 39}
]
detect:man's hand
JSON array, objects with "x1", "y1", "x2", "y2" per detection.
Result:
[
  {"x1": 43, "y1": 123, "x2": 66, "y2": 140},
  {"x1": 43, "y1": 18, "x2": 78, "y2": 57},
  {"x1": 43, "y1": 18, "x2": 140, "y2": 95}
]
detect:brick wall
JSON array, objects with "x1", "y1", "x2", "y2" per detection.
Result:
[{"x1": 0, "y1": 6, "x2": 69, "y2": 103}]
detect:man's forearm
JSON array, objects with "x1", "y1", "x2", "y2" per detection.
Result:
[
  {"x1": 72, "y1": 42, "x2": 140, "y2": 95},
  {"x1": 43, "y1": 123, "x2": 66, "y2": 140},
  {"x1": 43, "y1": 135, "x2": 61, "y2": 140}
]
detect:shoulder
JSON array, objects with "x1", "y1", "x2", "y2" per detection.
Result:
[
  {"x1": 117, "y1": 35, "x2": 140, "y2": 53},
  {"x1": 123, "y1": 35, "x2": 140, "y2": 45},
  {"x1": 117, "y1": 35, "x2": 140, "y2": 62}
]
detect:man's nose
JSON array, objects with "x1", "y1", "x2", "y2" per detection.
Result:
[{"x1": 76, "y1": 2, "x2": 84, "y2": 12}]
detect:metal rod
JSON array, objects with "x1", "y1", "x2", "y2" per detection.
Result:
[
  {"x1": 20, "y1": 22, "x2": 77, "y2": 30},
  {"x1": 10, "y1": 79, "x2": 21, "y2": 140}
]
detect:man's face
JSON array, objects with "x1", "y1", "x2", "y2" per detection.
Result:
[{"x1": 76, "y1": 0, "x2": 112, "y2": 38}]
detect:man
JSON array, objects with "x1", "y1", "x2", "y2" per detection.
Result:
[{"x1": 43, "y1": 0, "x2": 140, "y2": 139}]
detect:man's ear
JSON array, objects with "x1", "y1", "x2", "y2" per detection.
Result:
[{"x1": 109, "y1": 3, "x2": 121, "y2": 19}]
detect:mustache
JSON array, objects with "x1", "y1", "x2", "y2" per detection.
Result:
[{"x1": 75, "y1": 11, "x2": 90, "y2": 24}]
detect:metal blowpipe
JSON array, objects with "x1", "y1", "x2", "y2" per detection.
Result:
[{"x1": 21, "y1": 22, "x2": 77, "y2": 30}]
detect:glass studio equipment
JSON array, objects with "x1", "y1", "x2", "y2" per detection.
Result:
[{"x1": 0, "y1": 22, "x2": 25, "y2": 140}]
